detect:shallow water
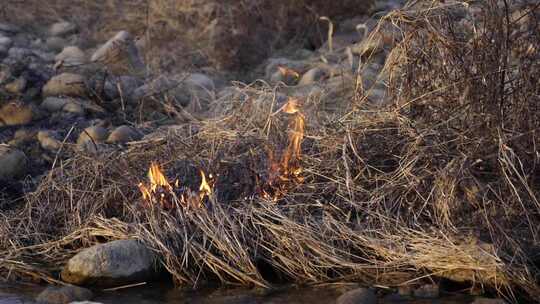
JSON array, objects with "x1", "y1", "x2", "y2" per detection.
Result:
[{"x1": 0, "y1": 283, "x2": 474, "y2": 304}]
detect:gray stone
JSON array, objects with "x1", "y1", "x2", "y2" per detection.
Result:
[
  {"x1": 106, "y1": 125, "x2": 142, "y2": 144},
  {"x1": 41, "y1": 97, "x2": 70, "y2": 112},
  {"x1": 55, "y1": 46, "x2": 87, "y2": 67},
  {"x1": 42, "y1": 73, "x2": 87, "y2": 97},
  {"x1": 130, "y1": 76, "x2": 175, "y2": 103},
  {"x1": 0, "y1": 64, "x2": 12, "y2": 85},
  {"x1": 36, "y1": 285, "x2": 92, "y2": 304},
  {"x1": 103, "y1": 75, "x2": 142, "y2": 100},
  {"x1": 336, "y1": 288, "x2": 377, "y2": 304},
  {"x1": 61, "y1": 239, "x2": 157, "y2": 286},
  {"x1": 91, "y1": 31, "x2": 145, "y2": 76},
  {"x1": 7, "y1": 47, "x2": 33, "y2": 61},
  {"x1": 0, "y1": 23, "x2": 20, "y2": 34},
  {"x1": 0, "y1": 146, "x2": 27, "y2": 180},
  {"x1": 46, "y1": 36, "x2": 69, "y2": 53},
  {"x1": 49, "y1": 21, "x2": 78, "y2": 37},
  {"x1": 413, "y1": 284, "x2": 439, "y2": 299},
  {"x1": 0, "y1": 36, "x2": 13, "y2": 49}
]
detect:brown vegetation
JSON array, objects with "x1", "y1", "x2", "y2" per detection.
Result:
[{"x1": 2, "y1": 0, "x2": 373, "y2": 71}]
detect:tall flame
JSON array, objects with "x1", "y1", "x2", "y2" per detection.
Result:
[{"x1": 261, "y1": 97, "x2": 305, "y2": 200}]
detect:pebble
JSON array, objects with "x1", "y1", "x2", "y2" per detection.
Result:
[{"x1": 62, "y1": 101, "x2": 86, "y2": 115}]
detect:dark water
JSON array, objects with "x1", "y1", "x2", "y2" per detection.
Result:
[{"x1": 0, "y1": 283, "x2": 474, "y2": 304}]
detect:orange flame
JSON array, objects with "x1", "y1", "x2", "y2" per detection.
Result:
[
  {"x1": 138, "y1": 162, "x2": 214, "y2": 210},
  {"x1": 261, "y1": 98, "x2": 305, "y2": 201}
]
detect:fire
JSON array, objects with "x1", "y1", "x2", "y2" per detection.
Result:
[
  {"x1": 138, "y1": 162, "x2": 214, "y2": 210},
  {"x1": 260, "y1": 98, "x2": 305, "y2": 200}
]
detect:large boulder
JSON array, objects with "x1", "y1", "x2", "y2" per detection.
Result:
[
  {"x1": 42, "y1": 73, "x2": 87, "y2": 97},
  {"x1": 61, "y1": 240, "x2": 158, "y2": 287},
  {"x1": 36, "y1": 285, "x2": 93, "y2": 304}
]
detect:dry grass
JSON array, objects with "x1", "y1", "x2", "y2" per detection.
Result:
[{"x1": 1, "y1": 1, "x2": 539, "y2": 302}]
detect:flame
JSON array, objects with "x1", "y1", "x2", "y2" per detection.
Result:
[
  {"x1": 138, "y1": 162, "x2": 214, "y2": 210},
  {"x1": 148, "y1": 162, "x2": 172, "y2": 192},
  {"x1": 260, "y1": 98, "x2": 305, "y2": 201}
]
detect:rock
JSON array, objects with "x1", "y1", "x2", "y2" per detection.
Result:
[
  {"x1": 130, "y1": 76, "x2": 175, "y2": 103},
  {"x1": 76, "y1": 126, "x2": 108, "y2": 146},
  {"x1": 42, "y1": 73, "x2": 87, "y2": 97},
  {"x1": 91, "y1": 31, "x2": 145, "y2": 76},
  {"x1": 472, "y1": 298, "x2": 507, "y2": 304},
  {"x1": 413, "y1": 284, "x2": 439, "y2": 299},
  {"x1": 36, "y1": 285, "x2": 93, "y2": 304},
  {"x1": 4, "y1": 76, "x2": 27, "y2": 94},
  {"x1": 103, "y1": 75, "x2": 142, "y2": 100},
  {"x1": 41, "y1": 97, "x2": 70, "y2": 112},
  {"x1": 62, "y1": 101, "x2": 86, "y2": 115},
  {"x1": 7, "y1": 47, "x2": 33, "y2": 61},
  {"x1": 69, "y1": 302, "x2": 103, "y2": 304},
  {"x1": 0, "y1": 102, "x2": 33, "y2": 126},
  {"x1": 106, "y1": 125, "x2": 142, "y2": 144},
  {"x1": 0, "y1": 23, "x2": 20, "y2": 34},
  {"x1": 336, "y1": 288, "x2": 377, "y2": 304},
  {"x1": 61, "y1": 239, "x2": 157, "y2": 286},
  {"x1": 0, "y1": 36, "x2": 13, "y2": 49},
  {"x1": 298, "y1": 67, "x2": 328, "y2": 85},
  {"x1": 55, "y1": 46, "x2": 87, "y2": 67},
  {"x1": 49, "y1": 21, "x2": 78, "y2": 37},
  {"x1": 46, "y1": 36, "x2": 69, "y2": 53},
  {"x1": 37, "y1": 131, "x2": 63, "y2": 151},
  {"x1": 0, "y1": 146, "x2": 27, "y2": 180}
]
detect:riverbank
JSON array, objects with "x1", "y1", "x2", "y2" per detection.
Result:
[{"x1": 1, "y1": 1, "x2": 539, "y2": 303}]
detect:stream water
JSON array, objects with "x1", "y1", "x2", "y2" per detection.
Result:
[{"x1": 0, "y1": 282, "x2": 476, "y2": 304}]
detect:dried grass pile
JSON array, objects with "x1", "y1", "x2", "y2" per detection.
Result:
[{"x1": 1, "y1": 1, "x2": 539, "y2": 302}]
